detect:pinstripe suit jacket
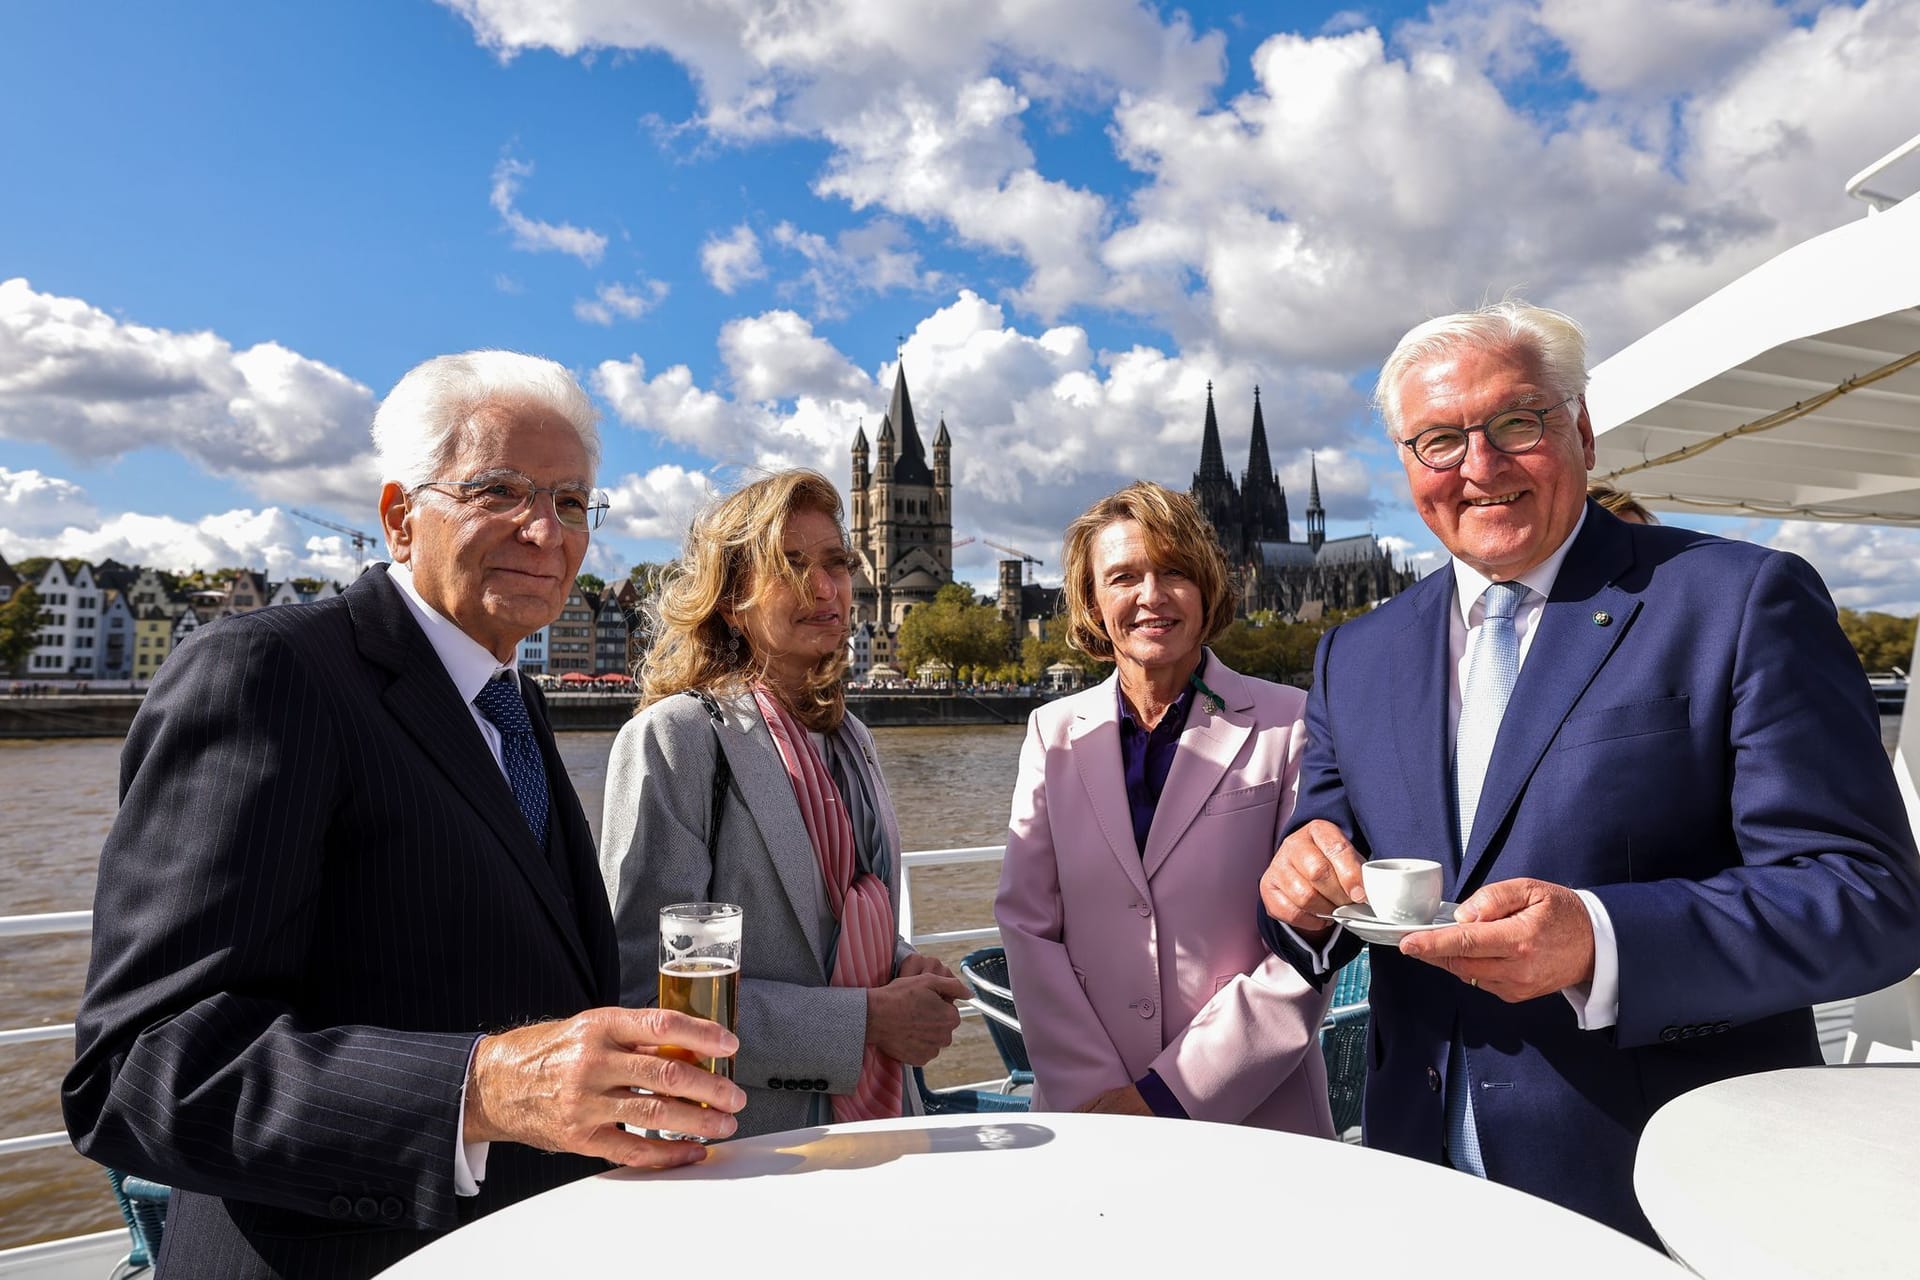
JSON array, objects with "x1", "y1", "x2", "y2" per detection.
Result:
[
  {"x1": 63, "y1": 564, "x2": 619, "y2": 1279},
  {"x1": 600, "y1": 690, "x2": 917, "y2": 1139}
]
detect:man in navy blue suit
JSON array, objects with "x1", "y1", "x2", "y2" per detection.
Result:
[
  {"x1": 1259, "y1": 301, "x2": 1920, "y2": 1245},
  {"x1": 66, "y1": 351, "x2": 745, "y2": 1278}
]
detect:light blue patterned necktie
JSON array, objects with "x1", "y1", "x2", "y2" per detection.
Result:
[
  {"x1": 1446, "y1": 578, "x2": 1529, "y2": 1179},
  {"x1": 1454, "y1": 580, "x2": 1529, "y2": 856},
  {"x1": 474, "y1": 675, "x2": 550, "y2": 846}
]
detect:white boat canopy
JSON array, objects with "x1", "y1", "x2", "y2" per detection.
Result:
[{"x1": 1587, "y1": 191, "x2": 1920, "y2": 525}]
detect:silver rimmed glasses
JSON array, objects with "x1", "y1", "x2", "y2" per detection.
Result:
[
  {"x1": 409, "y1": 468, "x2": 611, "y2": 531},
  {"x1": 1398, "y1": 396, "x2": 1578, "y2": 471}
]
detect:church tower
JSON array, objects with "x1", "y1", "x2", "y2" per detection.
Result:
[
  {"x1": 1306, "y1": 455, "x2": 1327, "y2": 553},
  {"x1": 1191, "y1": 382, "x2": 1242, "y2": 556},
  {"x1": 1240, "y1": 386, "x2": 1290, "y2": 545},
  {"x1": 850, "y1": 362, "x2": 955, "y2": 644}
]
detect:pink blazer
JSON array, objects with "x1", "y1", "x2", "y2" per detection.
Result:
[{"x1": 994, "y1": 654, "x2": 1334, "y2": 1135}]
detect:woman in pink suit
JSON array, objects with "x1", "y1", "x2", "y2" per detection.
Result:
[{"x1": 994, "y1": 481, "x2": 1334, "y2": 1134}]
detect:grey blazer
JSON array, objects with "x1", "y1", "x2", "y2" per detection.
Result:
[{"x1": 601, "y1": 689, "x2": 918, "y2": 1138}]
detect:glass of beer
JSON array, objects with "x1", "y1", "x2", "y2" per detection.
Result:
[{"x1": 656, "y1": 901, "x2": 742, "y2": 1142}]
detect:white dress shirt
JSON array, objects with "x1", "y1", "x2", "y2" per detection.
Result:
[
  {"x1": 1290, "y1": 510, "x2": 1621, "y2": 1029},
  {"x1": 388, "y1": 562, "x2": 525, "y2": 1195}
]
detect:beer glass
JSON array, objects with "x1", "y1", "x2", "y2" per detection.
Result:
[{"x1": 656, "y1": 901, "x2": 742, "y2": 1141}]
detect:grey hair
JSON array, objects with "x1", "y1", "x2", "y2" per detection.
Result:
[
  {"x1": 371, "y1": 350, "x2": 602, "y2": 488},
  {"x1": 1373, "y1": 299, "x2": 1589, "y2": 437}
]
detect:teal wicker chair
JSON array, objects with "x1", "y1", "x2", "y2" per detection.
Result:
[
  {"x1": 959, "y1": 946, "x2": 1035, "y2": 1093},
  {"x1": 107, "y1": 1168, "x2": 170, "y2": 1274},
  {"x1": 1319, "y1": 949, "x2": 1372, "y2": 1138},
  {"x1": 914, "y1": 1065, "x2": 1030, "y2": 1114}
]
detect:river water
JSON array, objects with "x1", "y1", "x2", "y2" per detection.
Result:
[
  {"x1": 0, "y1": 724, "x2": 1025, "y2": 1251},
  {"x1": 0, "y1": 714, "x2": 1905, "y2": 1250}
]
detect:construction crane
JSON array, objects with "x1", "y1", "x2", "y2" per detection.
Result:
[
  {"x1": 984, "y1": 539, "x2": 1043, "y2": 584},
  {"x1": 291, "y1": 509, "x2": 379, "y2": 574}
]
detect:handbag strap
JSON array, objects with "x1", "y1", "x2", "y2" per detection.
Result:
[{"x1": 686, "y1": 689, "x2": 732, "y2": 855}]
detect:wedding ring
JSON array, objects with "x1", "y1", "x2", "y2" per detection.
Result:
[{"x1": 1467, "y1": 977, "x2": 1478, "y2": 988}]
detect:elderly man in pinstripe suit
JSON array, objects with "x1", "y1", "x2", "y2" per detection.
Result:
[{"x1": 64, "y1": 351, "x2": 744, "y2": 1279}]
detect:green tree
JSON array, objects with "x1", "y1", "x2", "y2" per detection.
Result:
[
  {"x1": 0, "y1": 582, "x2": 42, "y2": 675},
  {"x1": 575, "y1": 573, "x2": 606, "y2": 596},
  {"x1": 1017, "y1": 633, "x2": 1104, "y2": 684},
  {"x1": 1837, "y1": 608, "x2": 1918, "y2": 673},
  {"x1": 627, "y1": 561, "x2": 676, "y2": 596},
  {"x1": 897, "y1": 583, "x2": 1012, "y2": 677}
]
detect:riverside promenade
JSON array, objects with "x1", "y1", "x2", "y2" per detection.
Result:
[{"x1": 0, "y1": 689, "x2": 1054, "y2": 738}]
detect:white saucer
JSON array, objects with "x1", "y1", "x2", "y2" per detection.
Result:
[{"x1": 1331, "y1": 902, "x2": 1461, "y2": 945}]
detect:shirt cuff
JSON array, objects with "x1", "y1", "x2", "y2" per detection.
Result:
[
  {"x1": 1561, "y1": 889, "x2": 1619, "y2": 1031},
  {"x1": 455, "y1": 1040, "x2": 489, "y2": 1196},
  {"x1": 1278, "y1": 919, "x2": 1347, "y2": 976},
  {"x1": 1134, "y1": 1069, "x2": 1190, "y2": 1120}
]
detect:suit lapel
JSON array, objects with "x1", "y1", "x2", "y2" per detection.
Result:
[
  {"x1": 1143, "y1": 654, "x2": 1252, "y2": 879},
  {"x1": 1068, "y1": 677, "x2": 1152, "y2": 901},
  {"x1": 1392, "y1": 571, "x2": 1457, "y2": 889},
  {"x1": 1459, "y1": 514, "x2": 1640, "y2": 890},
  {"x1": 712, "y1": 697, "x2": 832, "y2": 974},
  {"x1": 347, "y1": 568, "x2": 598, "y2": 991}
]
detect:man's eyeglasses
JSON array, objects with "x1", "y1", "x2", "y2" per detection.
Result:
[
  {"x1": 409, "y1": 470, "x2": 611, "y2": 532},
  {"x1": 1398, "y1": 396, "x2": 1579, "y2": 471}
]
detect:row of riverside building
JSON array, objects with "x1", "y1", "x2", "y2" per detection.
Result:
[{"x1": 0, "y1": 555, "x2": 652, "y2": 684}]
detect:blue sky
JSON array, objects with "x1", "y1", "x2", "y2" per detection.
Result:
[{"x1": 4, "y1": 0, "x2": 1919, "y2": 610}]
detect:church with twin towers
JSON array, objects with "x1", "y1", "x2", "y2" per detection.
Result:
[{"x1": 846, "y1": 364, "x2": 1412, "y2": 670}]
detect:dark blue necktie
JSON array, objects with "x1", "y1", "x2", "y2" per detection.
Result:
[{"x1": 473, "y1": 676, "x2": 549, "y2": 847}]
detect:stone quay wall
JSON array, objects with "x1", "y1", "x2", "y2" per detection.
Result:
[{"x1": 0, "y1": 691, "x2": 1055, "y2": 739}]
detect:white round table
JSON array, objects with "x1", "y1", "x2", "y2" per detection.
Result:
[
  {"x1": 381, "y1": 1112, "x2": 1683, "y2": 1278},
  {"x1": 1635, "y1": 1064, "x2": 1920, "y2": 1278}
]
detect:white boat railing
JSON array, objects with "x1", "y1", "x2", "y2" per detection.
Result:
[{"x1": 0, "y1": 846, "x2": 1009, "y2": 1164}]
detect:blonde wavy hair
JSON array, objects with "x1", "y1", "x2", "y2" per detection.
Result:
[
  {"x1": 1060, "y1": 480, "x2": 1237, "y2": 661},
  {"x1": 640, "y1": 469, "x2": 851, "y2": 731}
]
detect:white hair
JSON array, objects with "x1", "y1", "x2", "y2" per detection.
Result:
[
  {"x1": 1373, "y1": 299, "x2": 1589, "y2": 436},
  {"x1": 371, "y1": 350, "x2": 601, "y2": 488}
]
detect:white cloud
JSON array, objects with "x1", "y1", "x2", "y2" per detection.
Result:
[
  {"x1": 603, "y1": 464, "x2": 719, "y2": 543},
  {"x1": 1537, "y1": 0, "x2": 1785, "y2": 99},
  {"x1": 442, "y1": 0, "x2": 1225, "y2": 316},
  {"x1": 0, "y1": 467, "x2": 98, "y2": 538},
  {"x1": 1764, "y1": 520, "x2": 1920, "y2": 617},
  {"x1": 489, "y1": 154, "x2": 608, "y2": 264},
  {"x1": 767, "y1": 218, "x2": 942, "y2": 317},
  {"x1": 0, "y1": 480, "x2": 364, "y2": 583},
  {"x1": 701, "y1": 224, "x2": 767, "y2": 293},
  {"x1": 573, "y1": 277, "x2": 671, "y2": 325},
  {"x1": 0, "y1": 278, "x2": 379, "y2": 511}
]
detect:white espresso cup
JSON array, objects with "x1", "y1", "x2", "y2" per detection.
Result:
[{"x1": 1361, "y1": 858, "x2": 1444, "y2": 925}]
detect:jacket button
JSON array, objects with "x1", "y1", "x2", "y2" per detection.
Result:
[
  {"x1": 329, "y1": 1195, "x2": 353, "y2": 1219},
  {"x1": 381, "y1": 1196, "x2": 404, "y2": 1222},
  {"x1": 354, "y1": 1197, "x2": 380, "y2": 1222},
  {"x1": 1135, "y1": 903, "x2": 1151, "y2": 918},
  {"x1": 1426, "y1": 1067, "x2": 1441, "y2": 1092},
  {"x1": 767, "y1": 1078, "x2": 783, "y2": 1089},
  {"x1": 1715, "y1": 1021, "x2": 1732, "y2": 1034},
  {"x1": 1659, "y1": 1027, "x2": 1678, "y2": 1043},
  {"x1": 814, "y1": 1079, "x2": 828, "y2": 1091},
  {"x1": 1137, "y1": 997, "x2": 1155, "y2": 1018}
]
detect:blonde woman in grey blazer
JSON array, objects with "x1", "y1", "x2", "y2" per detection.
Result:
[{"x1": 601, "y1": 470, "x2": 969, "y2": 1138}]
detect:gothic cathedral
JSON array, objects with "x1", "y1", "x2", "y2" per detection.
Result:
[{"x1": 1190, "y1": 383, "x2": 1413, "y2": 617}]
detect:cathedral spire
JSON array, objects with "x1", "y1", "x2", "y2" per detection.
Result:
[
  {"x1": 886, "y1": 362, "x2": 934, "y2": 486},
  {"x1": 1245, "y1": 385, "x2": 1275, "y2": 488},
  {"x1": 1196, "y1": 380, "x2": 1229, "y2": 484},
  {"x1": 1306, "y1": 453, "x2": 1326, "y2": 553}
]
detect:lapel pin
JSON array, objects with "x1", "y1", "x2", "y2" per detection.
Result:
[{"x1": 1593, "y1": 610, "x2": 1612, "y2": 626}]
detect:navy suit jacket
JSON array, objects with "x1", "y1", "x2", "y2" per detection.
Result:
[
  {"x1": 1263, "y1": 504, "x2": 1920, "y2": 1243},
  {"x1": 64, "y1": 565, "x2": 619, "y2": 1279}
]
